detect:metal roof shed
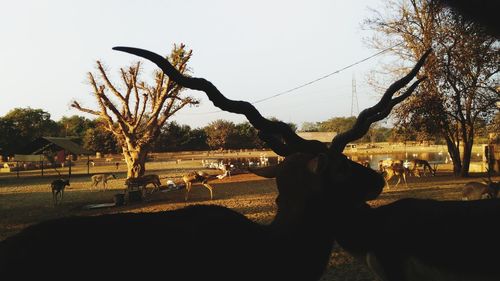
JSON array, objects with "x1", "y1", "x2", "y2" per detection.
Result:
[
  {"x1": 15, "y1": 137, "x2": 94, "y2": 178},
  {"x1": 19, "y1": 137, "x2": 93, "y2": 155}
]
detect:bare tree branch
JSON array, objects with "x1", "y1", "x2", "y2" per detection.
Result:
[
  {"x1": 120, "y1": 67, "x2": 133, "y2": 115},
  {"x1": 70, "y1": 101, "x2": 101, "y2": 116},
  {"x1": 330, "y1": 49, "x2": 431, "y2": 152},
  {"x1": 87, "y1": 72, "x2": 132, "y2": 139},
  {"x1": 134, "y1": 93, "x2": 148, "y2": 128},
  {"x1": 159, "y1": 97, "x2": 197, "y2": 126},
  {"x1": 96, "y1": 61, "x2": 131, "y2": 119},
  {"x1": 72, "y1": 45, "x2": 195, "y2": 178},
  {"x1": 113, "y1": 46, "x2": 327, "y2": 156}
]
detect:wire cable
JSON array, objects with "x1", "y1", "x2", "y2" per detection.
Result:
[{"x1": 182, "y1": 42, "x2": 403, "y2": 115}]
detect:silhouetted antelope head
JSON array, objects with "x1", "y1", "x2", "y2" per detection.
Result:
[{"x1": 113, "y1": 46, "x2": 430, "y2": 211}]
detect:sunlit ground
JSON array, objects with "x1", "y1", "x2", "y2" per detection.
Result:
[{"x1": 0, "y1": 147, "x2": 497, "y2": 281}]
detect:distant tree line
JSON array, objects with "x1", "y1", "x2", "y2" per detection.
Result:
[
  {"x1": 0, "y1": 108, "x2": 288, "y2": 158},
  {"x1": 1, "y1": 107, "x2": 494, "y2": 160},
  {"x1": 301, "y1": 117, "x2": 394, "y2": 143},
  {"x1": 0, "y1": 108, "x2": 121, "y2": 159},
  {"x1": 302, "y1": 114, "x2": 495, "y2": 145}
]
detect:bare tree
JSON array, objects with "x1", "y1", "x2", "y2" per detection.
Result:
[
  {"x1": 72, "y1": 44, "x2": 198, "y2": 178},
  {"x1": 365, "y1": 0, "x2": 499, "y2": 176}
]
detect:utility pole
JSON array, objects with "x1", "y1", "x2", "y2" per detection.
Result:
[{"x1": 351, "y1": 73, "x2": 359, "y2": 117}]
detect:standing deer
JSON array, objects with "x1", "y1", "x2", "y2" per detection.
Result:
[
  {"x1": 182, "y1": 171, "x2": 216, "y2": 201},
  {"x1": 125, "y1": 174, "x2": 162, "y2": 193},
  {"x1": 90, "y1": 173, "x2": 116, "y2": 191},
  {"x1": 411, "y1": 159, "x2": 436, "y2": 176},
  {"x1": 3, "y1": 47, "x2": 490, "y2": 281},
  {"x1": 50, "y1": 179, "x2": 70, "y2": 206}
]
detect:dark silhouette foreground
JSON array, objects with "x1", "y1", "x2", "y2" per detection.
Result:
[{"x1": 3, "y1": 47, "x2": 500, "y2": 281}]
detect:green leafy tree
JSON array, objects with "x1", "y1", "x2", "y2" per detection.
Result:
[
  {"x1": 0, "y1": 118, "x2": 20, "y2": 158},
  {"x1": 360, "y1": 123, "x2": 393, "y2": 143},
  {"x1": 154, "y1": 121, "x2": 193, "y2": 152},
  {"x1": 373, "y1": 126, "x2": 394, "y2": 142},
  {"x1": 204, "y1": 120, "x2": 238, "y2": 150},
  {"x1": 318, "y1": 117, "x2": 357, "y2": 134},
  {"x1": 2, "y1": 108, "x2": 59, "y2": 151},
  {"x1": 299, "y1": 118, "x2": 393, "y2": 143},
  {"x1": 300, "y1": 122, "x2": 320, "y2": 132},
  {"x1": 234, "y1": 122, "x2": 265, "y2": 149},
  {"x1": 83, "y1": 126, "x2": 120, "y2": 154},
  {"x1": 184, "y1": 128, "x2": 209, "y2": 151},
  {"x1": 58, "y1": 115, "x2": 96, "y2": 139}
]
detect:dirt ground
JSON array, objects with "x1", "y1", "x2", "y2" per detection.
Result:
[{"x1": 0, "y1": 155, "x2": 498, "y2": 280}]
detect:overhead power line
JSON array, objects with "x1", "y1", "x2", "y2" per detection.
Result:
[{"x1": 184, "y1": 42, "x2": 403, "y2": 115}]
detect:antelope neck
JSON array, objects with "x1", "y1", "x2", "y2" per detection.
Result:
[{"x1": 269, "y1": 196, "x2": 334, "y2": 237}]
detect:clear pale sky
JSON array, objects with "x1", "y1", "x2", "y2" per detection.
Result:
[{"x1": 0, "y1": 0, "x2": 388, "y2": 128}]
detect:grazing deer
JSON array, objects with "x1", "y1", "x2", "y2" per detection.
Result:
[
  {"x1": 50, "y1": 179, "x2": 70, "y2": 206},
  {"x1": 125, "y1": 174, "x2": 162, "y2": 193},
  {"x1": 381, "y1": 161, "x2": 408, "y2": 188},
  {"x1": 0, "y1": 47, "x2": 433, "y2": 280},
  {"x1": 411, "y1": 159, "x2": 436, "y2": 176},
  {"x1": 182, "y1": 171, "x2": 216, "y2": 201},
  {"x1": 90, "y1": 173, "x2": 116, "y2": 191}
]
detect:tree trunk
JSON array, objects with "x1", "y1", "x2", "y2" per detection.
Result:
[
  {"x1": 445, "y1": 137, "x2": 462, "y2": 176},
  {"x1": 460, "y1": 135, "x2": 474, "y2": 177},
  {"x1": 122, "y1": 146, "x2": 148, "y2": 178},
  {"x1": 461, "y1": 144, "x2": 471, "y2": 177}
]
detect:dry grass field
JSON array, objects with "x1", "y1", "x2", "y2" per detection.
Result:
[{"x1": 0, "y1": 148, "x2": 497, "y2": 281}]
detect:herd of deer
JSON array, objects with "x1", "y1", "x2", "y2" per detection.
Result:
[
  {"x1": 49, "y1": 169, "x2": 220, "y2": 205},
  {"x1": 377, "y1": 158, "x2": 438, "y2": 188},
  {"x1": 3, "y1": 4, "x2": 500, "y2": 279}
]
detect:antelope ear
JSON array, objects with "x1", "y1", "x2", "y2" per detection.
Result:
[
  {"x1": 307, "y1": 153, "x2": 329, "y2": 175},
  {"x1": 249, "y1": 165, "x2": 280, "y2": 178}
]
